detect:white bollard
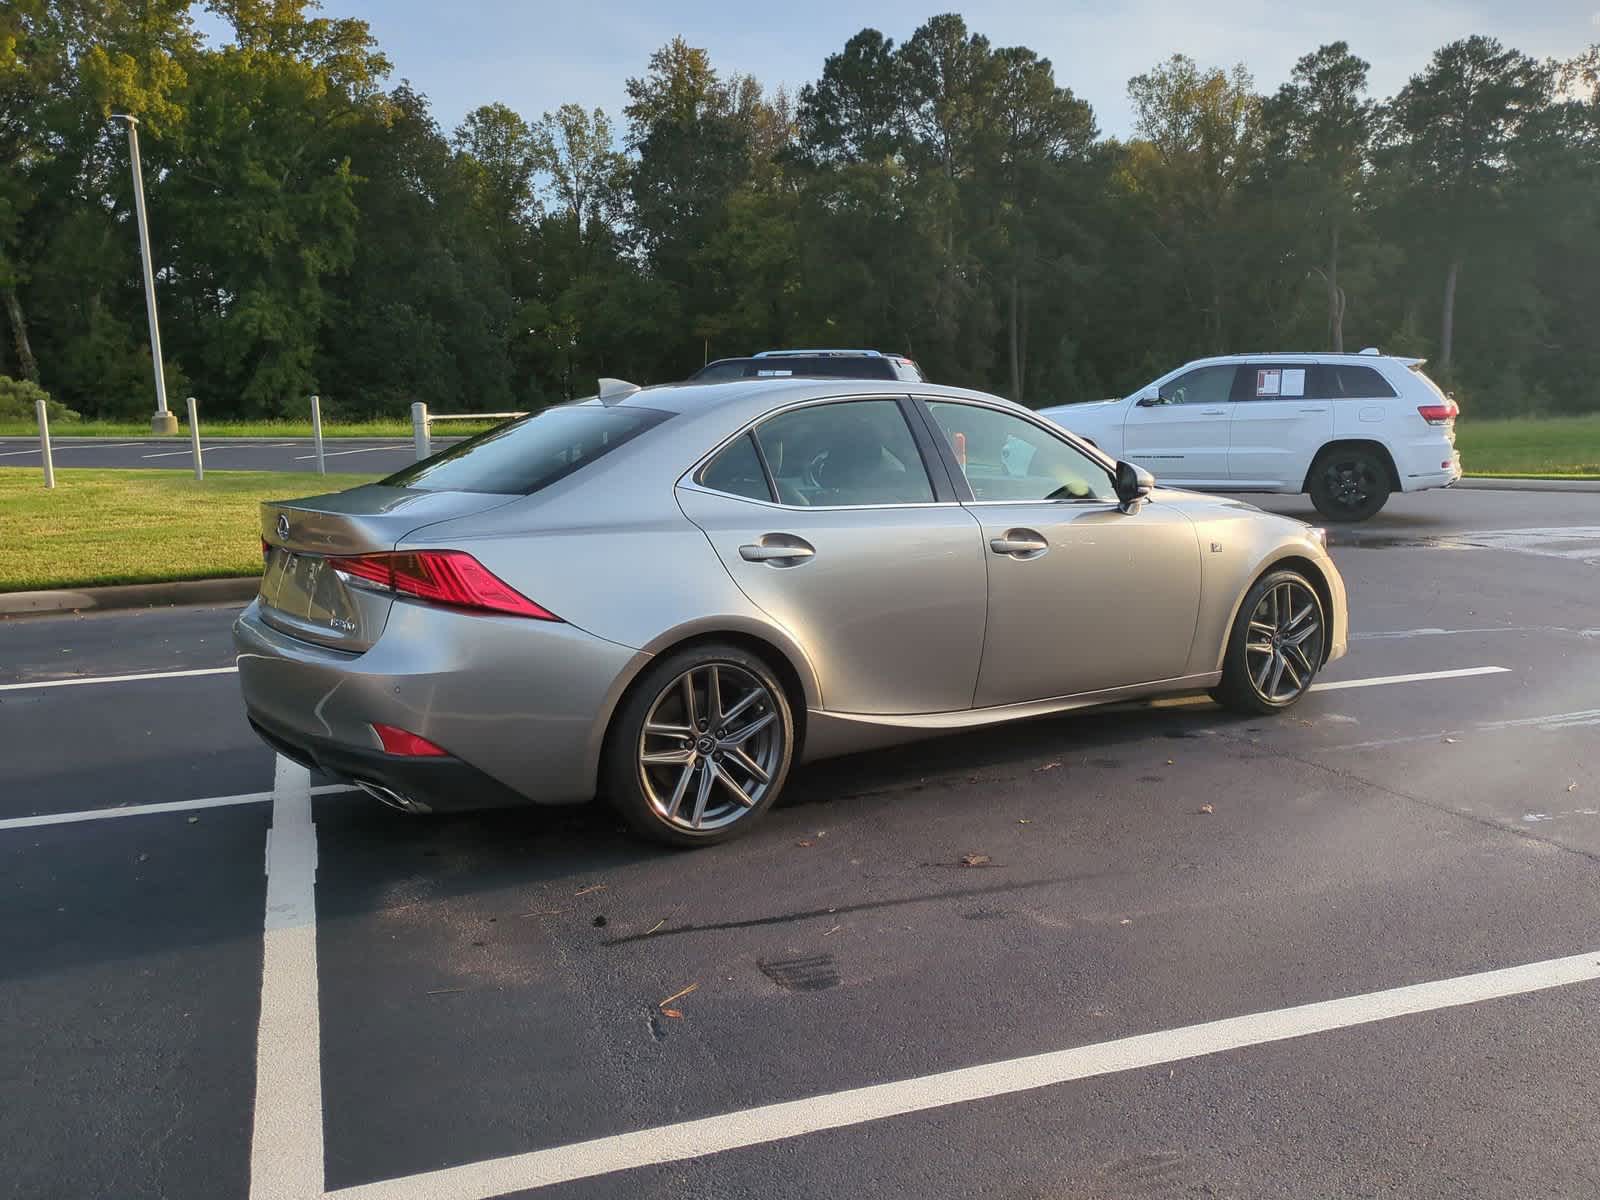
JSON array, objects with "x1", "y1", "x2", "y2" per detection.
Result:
[
  {"x1": 411, "y1": 401, "x2": 430, "y2": 461},
  {"x1": 310, "y1": 394, "x2": 326, "y2": 475},
  {"x1": 36, "y1": 398, "x2": 54, "y2": 489},
  {"x1": 186, "y1": 396, "x2": 204, "y2": 480}
]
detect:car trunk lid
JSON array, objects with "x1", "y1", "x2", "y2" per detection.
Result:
[{"x1": 257, "y1": 485, "x2": 516, "y2": 651}]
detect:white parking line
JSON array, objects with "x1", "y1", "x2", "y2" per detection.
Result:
[
  {"x1": 292, "y1": 444, "x2": 402, "y2": 460},
  {"x1": 142, "y1": 445, "x2": 219, "y2": 458},
  {"x1": 326, "y1": 948, "x2": 1600, "y2": 1200},
  {"x1": 1329, "y1": 706, "x2": 1600, "y2": 751},
  {"x1": 0, "y1": 666, "x2": 239, "y2": 692},
  {"x1": 0, "y1": 440, "x2": 147, "y2": 457},
  {"x1": 249, "y1": 756, "x2": 325, "y2": 1200},
  {"x1": 0, "y1": 783, "x2": 353, "y2": 831},
  {"x1": 1310, "y1": 666, "x2": 1509, "y2": 692}
]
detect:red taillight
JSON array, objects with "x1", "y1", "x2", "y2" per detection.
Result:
[
  {"x1": 371, "y1": 723, "x2": 449, "y2": 757},
  {"x1": 327, "y1": 550, "x2": 558, "y2": 620},
  {"x1": 262, "y1": 538, "x2": 272, "y2": 564},
  {"x1": 1418, "y1": 401, "x2": 1457, "y2": 425},
  {"x1": 328, "y1": 553, "x2": 394, "y2": 588}
]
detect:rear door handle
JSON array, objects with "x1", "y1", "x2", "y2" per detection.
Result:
[
  {"x1": 1299, "y1": 406, "x2": 1329, "y2": 413},
  {"x1": 739, "y1": 536, "x2": 815, "y2": 565},
  {"x1": 990, "y1": 531, "x2": 1049, "y2": 558},
  {"x1": 1201, "y1": 407, "x2": 1226, "y2": 415}
]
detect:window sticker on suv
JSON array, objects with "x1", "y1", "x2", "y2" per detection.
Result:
[{"x1": 1254, "y1": 368, "x2": 1308, "y2": 398}]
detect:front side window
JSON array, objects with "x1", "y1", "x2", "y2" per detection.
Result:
[
  {"x1": 1157, "y1": 365, "x2": 1235, "y2": 406},
  {"x1": 925, "y1": 401, "x2": 1116, "y2": 503},
  {"x1": 753, "y1": 399, "x2": 935, "y2": 507},
  {"x1": 382, "y1": 404, "x2": 670, "y2": 495}
]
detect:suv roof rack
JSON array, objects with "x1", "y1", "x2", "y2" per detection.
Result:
[{"x1": 752, "y1": 349, "x2": 884, "y2": 359}]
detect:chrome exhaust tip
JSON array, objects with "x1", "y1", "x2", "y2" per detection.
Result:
[{"x1": 355, "y1": 780, "x2": 432, "y2": 815}]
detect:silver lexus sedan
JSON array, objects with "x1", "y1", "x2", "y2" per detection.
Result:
[{"x1": 235, "y1": 378, "x2": 1347, "y2": 845}]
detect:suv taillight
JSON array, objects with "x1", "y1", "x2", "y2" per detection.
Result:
[
  {"x1": 327, "y1": 550, "x2": 560, "y2": 620},
  {"x1": 1418, "y1": 400, "x2": 1458, "y2": 425}
]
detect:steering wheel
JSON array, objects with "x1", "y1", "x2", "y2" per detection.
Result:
[{"x1": 803, "y1": 450, "x2": 829, "y2": 490}]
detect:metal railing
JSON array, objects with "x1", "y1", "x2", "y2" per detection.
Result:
[{"x1": 409, "y1": 402, "x2": 527, "y2": 460}]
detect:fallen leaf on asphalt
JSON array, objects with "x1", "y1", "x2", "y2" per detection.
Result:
[
  {"x1": 796, "y1": 839, "x2": 815, "y2": 848},
  {"x1": 1120, "y1": 919, "x2": 1132, "y2": 926},
  {"x1": 660, "y1": 1008, "x2": 684, "y2": 1019},
  {"x1": 186, "y1": 816, "x2": 198, "y2": 824},
  {"x1": 1035, "y1": 761, "x2": 1061, "y2": 772},
  {"x1": 1443, "y1": 737, "x2": 1458, "y2": 744},
  {"x1": 574, "y1": 883, "x2": 607, "y2": 896},
  {"x1": 1569, "y1": 783, "x2": 1579, "y2": 792},
  {"x1": 1017, "y1": 818, "x2": 1031, "y2": 824},
  {"x1": 1166, "y1": 759, "x2": 1175, "y2": 765},
  {"x1": 959, "y1": 852, "x2": 992, "y2": 868},
  {"x1": 1198, "y1": 804, "x2": 1214, "y2": 815},
  {"x1": 658, "y1": 982, "x2": 699, "y2": 1010}
]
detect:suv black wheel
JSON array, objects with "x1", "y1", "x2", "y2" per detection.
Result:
[
  {"x1": 1309, "y1": 448, "x2": 1390, "y2": 521},
  {"x1": 604, "y1": 643, "x2": 794, "y2": 847}
]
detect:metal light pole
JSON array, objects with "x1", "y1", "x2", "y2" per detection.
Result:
[{"x1": 111, "y1": 114, "x2": 177, "y2": 435}]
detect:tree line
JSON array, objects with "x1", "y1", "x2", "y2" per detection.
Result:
[{"x1": 3, "y1": 2, "x2": 1597, "y2": 422}]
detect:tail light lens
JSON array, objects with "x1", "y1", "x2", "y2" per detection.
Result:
[
  {"x1": 371, "y1": 723, "x2": 449, "y2": 757},
  {"x1": 262, "y1": 538, "x2": 272, "y2": 564},
  {"x1": 1418, "y1": 399, "x2": 1458, "y2": 425},
  {"x1": 327, "y1": 550, "x2": 559, "y2": 620}
]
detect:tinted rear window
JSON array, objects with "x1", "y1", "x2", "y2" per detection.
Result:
[{"x1": 381, "y1": 404, "x2": 670, "y2": 495}]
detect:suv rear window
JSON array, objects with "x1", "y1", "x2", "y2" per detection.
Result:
[{"x1": 381, "y1": 404, "x2": 670, "y2": 495}]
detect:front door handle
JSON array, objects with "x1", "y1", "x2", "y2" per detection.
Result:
[
  {"x1": 990, "y1": 530, "x2": 1049, "y2": 558},
  {"x1": 1201, "y1": 407, "x2": 1227, "y2": 415},
  {"x1": 739, "y1": 536, "x2": 815, "y2": 566}
]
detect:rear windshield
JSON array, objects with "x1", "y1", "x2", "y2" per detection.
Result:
[{"x1": 381, "y1": 404, "x2": 671, "y2": 495}]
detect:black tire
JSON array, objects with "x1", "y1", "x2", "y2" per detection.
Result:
[
  {"x1": 1213, "y1": 568, "x2": 1327, "y2": 716},
  {"x1": 1308, "y1": 448, "x2": 1390, "y2": 521},
  {"x1": 604, "y1": 642, "x2": 794, "y2": 847}
]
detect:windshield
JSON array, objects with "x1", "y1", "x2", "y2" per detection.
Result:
[{"x1": 381, "y1": 404, "x2": 671, "y2": 495}]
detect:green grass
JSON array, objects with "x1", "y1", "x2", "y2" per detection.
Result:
[
  {"x1": 0, "y1": 417, "x2": 511, "y2": 438},
  {"x1": 0, "y1": 468, "x2": 376, "y2": 592},
  {"x1": 1456, "y1": 415, "x2": 1600, "y2": 477}
]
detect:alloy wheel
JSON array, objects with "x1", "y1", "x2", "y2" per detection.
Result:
[
  {"x1": 637, "y1": 662, "x2": 785, "y2": 833},
  {"x1": 1244, "y1": 579, "x2": 1324, "y2": 704}
]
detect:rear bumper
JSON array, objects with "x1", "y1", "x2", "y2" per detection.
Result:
[
  {"x1": 248, "y1": 712, "x2": 526, "y2": 813},
  {"x1": 234, "y1": 597, "x2": 648, "y2": 808},
  {"x1": 1395, "y1": 441, "x2": 1462, "y2": 492}
]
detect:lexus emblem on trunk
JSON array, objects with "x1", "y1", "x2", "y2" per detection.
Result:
[{"x1": 276, "y1": 514, "x2": 290, "y2": 540}]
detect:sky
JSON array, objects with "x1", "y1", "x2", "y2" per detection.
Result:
[{"x1": 210, "y1": 1, "x2": 1599, "y2": 138}]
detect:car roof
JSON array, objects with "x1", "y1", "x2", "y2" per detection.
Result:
[{"x1": 590, "y1": 376, "x2": 1017, "y2": 422}]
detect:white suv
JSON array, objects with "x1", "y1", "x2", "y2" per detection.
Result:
[{"x1": 1039, "y1": 351, "x2": 1461, "y2": 521}]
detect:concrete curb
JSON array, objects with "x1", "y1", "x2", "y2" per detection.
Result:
[
  {"x1": 0, "y1": 576, "x2": 260, "y2": 618},
  {"x1": 1459, "y1": 477, "x2": 1600, "y2": 493}
]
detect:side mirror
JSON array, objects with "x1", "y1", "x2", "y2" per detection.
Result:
[
  {"x1": 1114, "y1": 460, "x2": 1154, "y2": 510},
  {"x1": 1135, "y1": 391, "x2": 1163, "y2": 407}
]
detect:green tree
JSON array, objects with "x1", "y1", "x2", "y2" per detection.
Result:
[
  {"x1": 1381, "y1": 36, "x2": 1552, "y2": 372},
  {"x1": 1263, "y1": 43, "x2": 1374, "y2": 350}
]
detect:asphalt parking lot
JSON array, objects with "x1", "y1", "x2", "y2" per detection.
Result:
[
  {"x1": 3, "y1": 486, "x2": 1599, "y2": 1200},
  {"x1": 0, "y1": 436, "x2": 450, "y2": 475}
]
